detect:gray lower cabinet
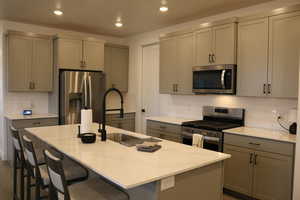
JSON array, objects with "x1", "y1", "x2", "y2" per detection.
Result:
[
  {"x1": 146, "y1": 120, "x2": 182, "y2": 143},
  {"x1": 6, "y1": 117, "x2": 58, "y2": 162},
  {"x1": 224, "y1": 134, "x2": 294, "y2": 200},
  {"x1": 106, "y1": 113, "x2": 135, "y2": 132}
]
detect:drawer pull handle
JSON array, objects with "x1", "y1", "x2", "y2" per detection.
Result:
[
  {"x1": 249, "y1": 153, "x2": 253, "y2": 164},
  {"x1": 33, "y1": 122, "x2": 41, "y2": 125},
  {"x1": 159, "y1": 126, "x2": 166, "y2": 129},
  {"x1": 254, "y1": 154, "x2": 258, "y2": 165},
  {"x1": 249, "y1": 142, "x2": 260, "y2": 146}
]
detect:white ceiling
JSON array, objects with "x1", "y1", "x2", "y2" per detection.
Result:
[{"x1": 1, "y1": 0, "x2": 273, "y2": 37}]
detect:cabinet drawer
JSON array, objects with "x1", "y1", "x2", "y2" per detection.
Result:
[
  {"x1": 147, "y1": 120, "x2": 181, "y2": 134},
  {"x1": 224, "y1": 133, "x2": 294, "y2": 156},
  {"x1": 12, "y1": 118, "x2": 58, "y2": 129},
  {"x1": 147, "y1": 128, "x2": 182, "y2": 143},
  {"x1": 106, "y1": 113, "x2": 135, "y2": 120}
]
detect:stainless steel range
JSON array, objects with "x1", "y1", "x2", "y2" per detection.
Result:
[{"x1": 181, "y1": 106, "x2": 245, "y2": 152}]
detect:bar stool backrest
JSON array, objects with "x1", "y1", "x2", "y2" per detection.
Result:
[
  {"x1": 21, "y1": 135, "x2": 41, "y2": 178},
  {"x1": 10, "y1": 126, "x2": 24, "y2": 159},
  {"x1": 44, "y1": 150, "x2": 71, "y2": 200}
]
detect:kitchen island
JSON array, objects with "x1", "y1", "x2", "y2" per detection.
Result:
[{"x1": 25, "y1": 123, "x2": 230, "y2": 200}]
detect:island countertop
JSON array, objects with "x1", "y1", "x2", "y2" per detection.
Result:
[{"x1": 25, "y1": 123, "x2": 230, "y2": 189}]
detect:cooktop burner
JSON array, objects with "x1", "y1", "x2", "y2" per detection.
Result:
[{"x1": 182, "y1": 120, "x2": 241, "y2": 131}]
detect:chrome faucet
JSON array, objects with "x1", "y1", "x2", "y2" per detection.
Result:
[{"x1": 99, "y1": 88, "x2": 124, "y2": 141}]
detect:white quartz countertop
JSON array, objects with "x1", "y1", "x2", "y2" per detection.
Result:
[
  {"x1": 5, "y1": 113, "x2": 58, "y2": 120},
  {"x1": 146, "y1": 116, "x2": 197, "y2": 125},
  {"x1": 26, "y1": 123, "x2": 230, "y2": 189},
  {"x1": 224, "y1": 127, "x2": 297, "y2": 143}
]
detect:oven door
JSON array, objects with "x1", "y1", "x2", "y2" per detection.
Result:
[
  {"x1": 182, "y1": 132, "x2": 222, "y2": 152},
  {"x1": 192, "y1": 65, "x2": 236, "y2": 94}
]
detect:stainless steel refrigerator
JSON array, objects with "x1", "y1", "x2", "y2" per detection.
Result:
[{"x1": 59, "y1": 70, "x2": 106, "y2": 125}]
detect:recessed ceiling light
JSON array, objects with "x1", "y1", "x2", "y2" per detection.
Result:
[
  {"x1": 115, "y1": 22, "x2": 123, "y2": 28},
  {"x1": 160, "y1": 6, "x2": 169, "y2": 12},
  {"x1": 53, "y1": 10, "x2": 63, "y2": 16}
]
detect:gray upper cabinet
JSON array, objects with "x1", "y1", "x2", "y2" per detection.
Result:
[
  {"x1": 160, "y1": 33, "x2": 194, "y2": 94},
  {"x1": 7, "y1": 33, "x2": 53, "y2": 92},
  {"x1": 56, "y1": 36, "x2": 105, "y2": 71},
  {"x1": 195, "y1": 23, "x2": 236, "y2": 66},
  {"x1": 237, "y1": 11, "x2": 300, "y2": 98},
  {"x1": 212, "y1": 23, "x2": 237, "y2": 65},
  {"x1": 176, "y1": 32, "x2": 195, "y2": 94},
  {"x1": 195, "y1": 28, "x2": 212, "y2": 66},
  {"x1": 237, "y1": 18, "x2": 269, "y2": 97},
  {"x1": 268, "y1": 11, "x2": 300, "y2": 98},
  {"x1": 83, "y1": 40, "x2": 105, "y2": 71},
  {"x1": 159, "y1": 37, "x2": 177, "y2": 94},
  {"x1": 104, "y1": 44, "x2": 129, "y2": 92}
]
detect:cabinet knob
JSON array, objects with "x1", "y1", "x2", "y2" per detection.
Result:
[{"x1": 209, "y1": 54, "x2": 212, "y2": 63}]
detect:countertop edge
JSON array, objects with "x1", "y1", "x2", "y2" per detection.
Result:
[{"x1": 223, "y1": 128, "x2": 296, "y2": 144}]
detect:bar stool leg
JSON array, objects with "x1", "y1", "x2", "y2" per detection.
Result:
[
  {"x1": 26, "y1": 172, "x2": 31, "y2": 200},
  {"x1": 20, "y1": 161, "x2": 25, "y2": 200},
  {"x1": 35, "y1": 177, "x2": 40, "y2": 200},
  {"x1": 13, "y1": 150, "x2": 18, "y2": 200}
]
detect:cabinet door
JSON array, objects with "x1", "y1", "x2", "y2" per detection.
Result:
[
  {"x1": 83, "y1": 40, "x2": 104, "y2": 71},
  {"x1": 56, "y1": 38, "x2": 82, "y2": 69},
  {"x1": 252, "y1": 151, "x2": 293, "y2": 200},
  {"x1": 237, "y1": 18, "x2": 269, "y2": 97},
  {"x1": 176, "y1": 33, "x2": 194, "y2": 94},
  {"x1": 223, "y1": 145, "x2": 253, "y2": 196},
  {"x1": 195, "y1": 28, "x2": 212, "y2": 66},
  {"x1": 31, "y1": 38, "x2": 53, "y2": 92},
  {"x1": 110, "y1": 47, "x2": 129, "y2": 92},
  {"x1": 212, "y1": 23, "x2": 237, "y2": 64},
  {"x1": 104, "y1": 46, "x2": 113, "y2": 89},
  {"x1": 159, "y1": 37, "x2": 177, "y2": 94},
  {"x1": 8, "y1": 35, "x2": 32, "y2": 91},
  {"x1": 269, "y1": 12, "x2": 300, "y2": 98}
]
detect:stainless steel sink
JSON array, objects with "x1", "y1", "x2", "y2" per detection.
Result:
[{"x1": 108, "y1": 133, "x2": 161, "y2": 147}]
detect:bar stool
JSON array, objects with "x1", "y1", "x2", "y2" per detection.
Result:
[
  {"x1": 21, "y1": 135, "x2": 89, "y2": 200},
  {"x1": 44, "y1": 150, "x2": 129, "y2": 200},
  {"x1": 10, "y1": 126, "x2": 27, "y2": 200}
]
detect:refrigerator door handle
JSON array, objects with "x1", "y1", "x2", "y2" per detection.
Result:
[
  {"x1": 88, "y1": 75, "x2": 92, "y2": 109},
  {"x1": 84, "y1": 75, "x2": 88, "y2": 108}
]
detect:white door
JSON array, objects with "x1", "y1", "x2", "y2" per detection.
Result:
[{"x1": 141, "y1": 44, "x2": 160, "y2": 134}]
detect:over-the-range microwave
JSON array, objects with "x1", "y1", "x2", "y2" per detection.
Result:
[{"x1": 192, "y1": 64, "x2": 237, "y2": 94}]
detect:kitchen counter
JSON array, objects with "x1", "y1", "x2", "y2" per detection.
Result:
[
  {"x1": 26, "y1": 123, "x2": 230, "y2": 200},
  {"x1": 5, "y1": 113, "x2": 58, "y2": 120},
  {"x1": 224, "y1": 127, "x2": 297, "y2": 143},
  {"x1": 146, "y1": 116, "x2": 197, "y2": 125}
]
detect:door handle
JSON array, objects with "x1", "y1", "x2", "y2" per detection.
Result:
[
  {"x1": 221, "y1": 70, "x2": 226, "y2": 89},
  {"x1": 249, "y1": 142, "x2": 260, "y2": 146},
  {"x1": 249, "y1": 153, "x2": 253, "y2": 164},
  {"x1": 268, "y1": 84, "x2": 271, "y2": 94},
  {"x1": 212, "y1": 54, "x2": 216, "y2": 63},
  {"x1": 175, "y1": 84, "x2": 178, "y2": 92},
  {"x1": 263, "y1": 84, "x2": 266, "y2": 94},
  {"x1": 254, "y1": 154, "x2": 258, "y2": 165},
  {"x1": 209, "y1": 54, "x2": 212, "y2": 63},
  {"x1": 88, "y1": 75, "x2": 92, "y2": 109}
]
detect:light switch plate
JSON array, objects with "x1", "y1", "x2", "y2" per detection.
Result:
[{"x1": 160, "y1": 176, "x2": 175, "y2": 191}]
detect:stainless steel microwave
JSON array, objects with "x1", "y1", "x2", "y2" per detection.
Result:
[{"x1": 192, "y1": 64, "x2": 237, "y2": 94}]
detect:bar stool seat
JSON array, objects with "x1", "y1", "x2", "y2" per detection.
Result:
[{"x1": 68, "y1": 178, "x2": 128, "y2": 200}]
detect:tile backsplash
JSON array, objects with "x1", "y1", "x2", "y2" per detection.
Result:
[{"x1": 159, "y1": 94, "x2": 298, "y2": 131}]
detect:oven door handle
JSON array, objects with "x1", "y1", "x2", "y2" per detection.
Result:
[
  {"x1": 204, "y1": 136, "x2": 220, "y2": 142},
  {"x1": 181, "y1": 132, "x2": 193, "y2": 138}
]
